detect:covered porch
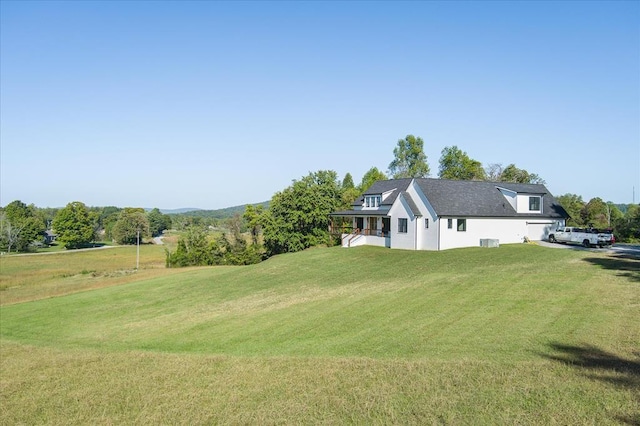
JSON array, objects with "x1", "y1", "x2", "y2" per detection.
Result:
[{"x1": 329, "y1": 211, "x2": 391, "y2": 248}]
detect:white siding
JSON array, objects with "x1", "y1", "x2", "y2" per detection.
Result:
[
  {"x1": 516, "y1": 194, "x2": 543, "y2": 214},
  {"x1": 388, "y1": 197, "x2": 417, "y2": 250},
  {"x1": 527, "y1": 220, "x2": 564, "y2": 241},
  {"x1": 408, "y1": 180, "x2": 438, "y2": 250},
  {"x1": 438, "y1": 217, "x2": 531, "y2": 250},
  {"x1": 341, "y1": 233, "x2": 388, "y2": 248}
]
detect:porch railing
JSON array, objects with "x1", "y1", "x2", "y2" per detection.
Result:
[{"x1": 330, "y1": 226, "x2": 389, "y2": 238}]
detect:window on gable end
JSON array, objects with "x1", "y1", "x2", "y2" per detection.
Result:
[
  {"x1": 425, "y1": 218, "x2": 429, "y2": 229},
  {"x1": 398, "y1": 218, "x2": 408, "y2": 233}
]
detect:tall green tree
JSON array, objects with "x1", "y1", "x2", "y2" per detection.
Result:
[
  {"x1": 99, "y1": 207, "x2": 122, "y2": 241},
  {"x1": 614, "y1": 204, "x2": 640, "y2": 242},
  {"x1": 112, "y1": 208, "x2": 150, "y2": 245},
  {"x1": 359, "y1": 167, "x2": 387, "y2": 192},
  {"x1": 581, "y1": 197, "x2": 609, "y2": 228},
  {"x1": 556, "y1": 194, "x2": 586, "y2": 226},
  {"x1": 52, "y1": 201, "x2": 95, "y2": 249},
  {"x1": 243, "y1": 204, "x2": 264, "y2": 245},
  {"x1": 342, "y1": 173, "x2": 355, "y2": 190},
  {"x1": 606, "y1": 202, "x2": 624, "y2": 227},
  {"x1": 147, "y1": 208, "x2": 172, "y2": 237},
  {"x1": 0, "y1": 200, "x2": 45, "y2": 252},
  {"x1": 261, "y1": 170, "x2": 342, "y2": 256},
  {"x1": 438, "y1": 146, "x2": 486, "y2": 180},
  {"x1": 339, "y1": 172, "x2": 359, "y2": 207},
  {"x1": 499, "y1": 164, "x2": 545, "y2": 184},
  {"x1": 388, "y1": 135, "x2": 430, "y2": 178}
]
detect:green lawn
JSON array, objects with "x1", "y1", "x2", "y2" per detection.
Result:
[{"x1": 1, "y1": 245, "x2": 638, "y2": 424}]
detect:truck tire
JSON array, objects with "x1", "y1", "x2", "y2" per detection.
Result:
[
  {"x1": 549, "y1": 234, "x2": 556, "y2": 243},
  {"x1": 582, "y1": 239, "x2": 591, "y2": 248}
]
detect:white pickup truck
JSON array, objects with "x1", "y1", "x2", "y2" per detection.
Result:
[{"x1": 548, "y1": 227, "x2": 614, "y2": 248}]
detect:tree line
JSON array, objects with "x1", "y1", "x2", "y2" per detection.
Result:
[
  {"x1": 0, "y1": 202, "x2": 172, "y2": 252},
  {"x1": 3, "y1": 134, "x2": 638, "y2": 257}
]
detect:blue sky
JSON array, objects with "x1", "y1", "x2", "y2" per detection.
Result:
[{"x1": 1, "y1": 1, "x2": 638, "y2": 209}]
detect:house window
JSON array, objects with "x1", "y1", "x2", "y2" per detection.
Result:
[
  {"x1": 398, "y1": 218, "x2": 408, "y2": 233},
  {"x1": 447, "y1": 218, "x2": 453, "y2": 229},
  {"x1": 529, "y1": 196, "x2": 541, "y2": 211},
  {"x1": 425, "y1": 218, "x2": 429, "y2": 229},
  {"x1": 457, "y1": 219, "x2": 466, "y2": 232},
  {"x1": 364, "y1": 195, "x2": 381, "y2": 208}
]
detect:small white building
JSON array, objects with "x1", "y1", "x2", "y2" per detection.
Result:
[{"x1": 330, "y1": 178, "x2": 569, "y2": 250}]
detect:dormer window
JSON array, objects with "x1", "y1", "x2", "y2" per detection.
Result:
[
  {"x1": 529, "y1": 196, "x2": 541, "y2": 212},
  {"x1": 364, "y1": 195, "x2": 381, "y2": 208}
]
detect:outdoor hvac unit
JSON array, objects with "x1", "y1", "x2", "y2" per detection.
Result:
[{"x1": 480, "y1": 239, "x2": 499, "y2": 248}]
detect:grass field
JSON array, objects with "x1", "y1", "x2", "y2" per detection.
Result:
[
  {"x1": 0, "y1": 244, "x2": 178, "y2": 305},
  {"x1": 1, "y1": 244, "x2": 638, "y2": 424}
]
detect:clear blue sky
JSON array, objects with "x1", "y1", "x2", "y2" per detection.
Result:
[{"x1": 1, "y1": 1, "x2": 638, "y2": 209}]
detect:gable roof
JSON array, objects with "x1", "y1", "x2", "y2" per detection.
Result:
[
  {"x1": 413, "y1": 178, "x2": 568, "y2": 218},
  {"x1": 330, "y1": 179, "x2": 414, "y2": 217},
  {"x1": 332, "y1": 178, "x2": 569, "y2": 219},
  {"x1": 356, "y1": 178, "x2": 412, "y2": 207}
]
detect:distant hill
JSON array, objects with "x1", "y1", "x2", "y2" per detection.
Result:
[
  {"x1": 167, "y1": 201, "x2": 269, "y2": 220},
  {"x1": 154, "y1": 208, "x2": 203, "y2": 214}
]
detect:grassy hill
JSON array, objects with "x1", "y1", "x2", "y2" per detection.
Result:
[{"x1": 1, "y1": 245, "x2": 638, "y2": 423}]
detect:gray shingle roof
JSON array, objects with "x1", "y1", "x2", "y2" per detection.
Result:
[
  {"x1": 413, "y1": 178, "x2": 568, "y2": 218},
  {"x1": 400, "y1": 192, "x2": 422, "y2": 216},
  {"x1": 331, "y1": 206, "x2": 392, "y2": 217},
  {"x1": 355, "y1": 178, "x2": 412, "y2": 207},
  {"x1": 334, "y1": 178, "x2": 569, "y2": 219}
]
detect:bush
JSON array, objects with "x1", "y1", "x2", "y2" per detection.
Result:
[{"x1": 165, "y1": 226, "x2": 263, "y2": 268}]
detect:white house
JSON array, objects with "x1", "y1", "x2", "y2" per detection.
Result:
[{"x1": 330, "y1": 178, "x2": 569, "y2": 251}]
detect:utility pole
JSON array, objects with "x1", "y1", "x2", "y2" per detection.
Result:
[{"x1": 136, "y1": 229, "x2": 140, "y2": 271}]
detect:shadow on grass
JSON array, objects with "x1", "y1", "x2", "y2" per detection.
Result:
[
  {"x1": 582, "y1": 254, "x2": 640, "y2": 283},
  {"x1": 542, "y1": 343, "x2": 640, "y2": 425}
]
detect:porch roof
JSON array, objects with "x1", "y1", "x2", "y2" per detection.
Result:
[{"x1": 330, "y1": 206, "x2": 391, "y2": 217}]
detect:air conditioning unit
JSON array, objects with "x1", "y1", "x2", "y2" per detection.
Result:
[{"x1": 480, "y1": 239, "x2": 499, "y2": 248}]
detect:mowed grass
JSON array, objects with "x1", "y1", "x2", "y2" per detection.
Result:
[{"x1": 1, "y1": 245, "x2": 638, "y2": 424}]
